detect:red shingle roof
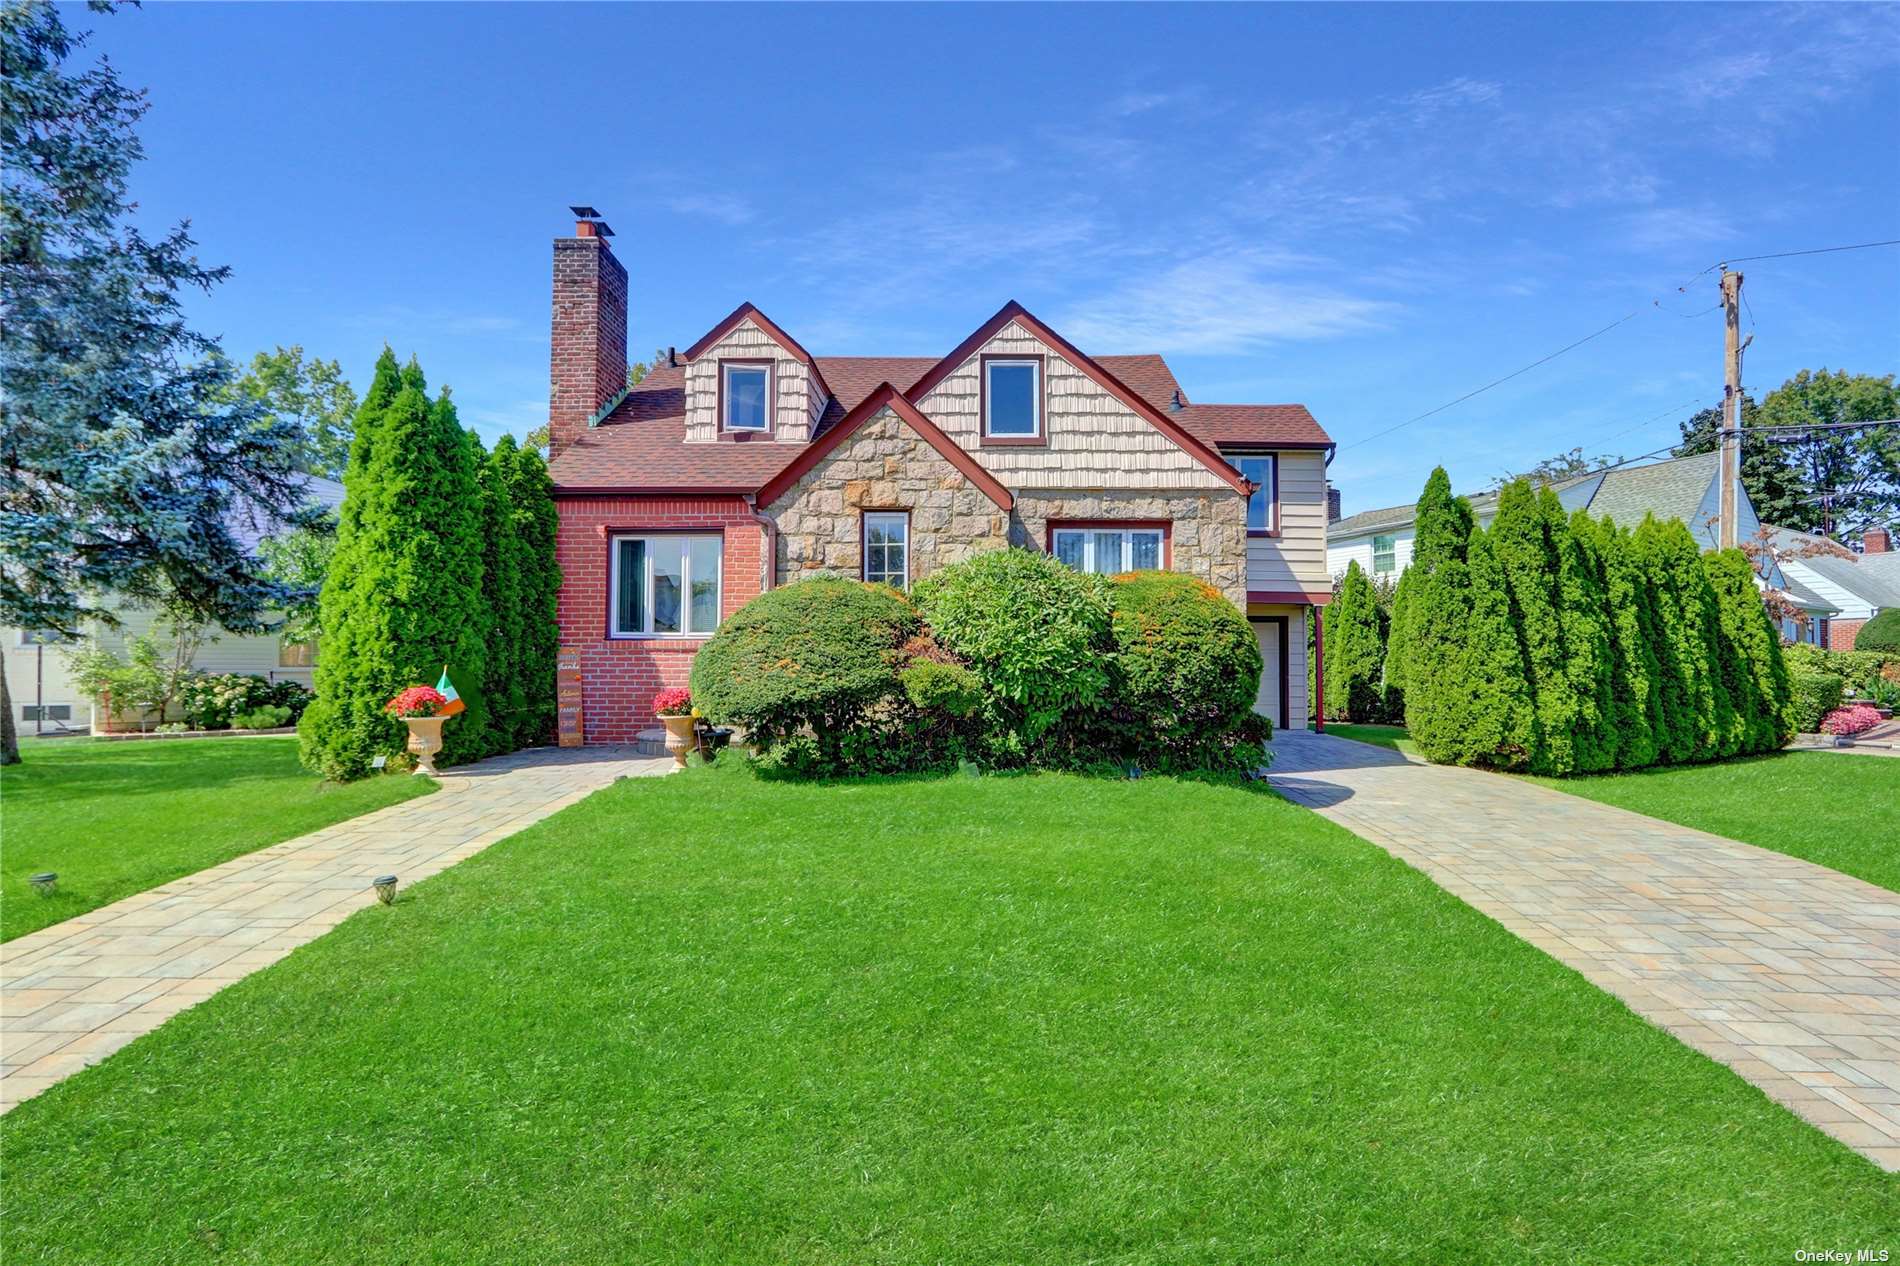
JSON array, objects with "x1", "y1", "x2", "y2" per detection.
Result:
[{"x1": 548, "y1": 329, "x2": 1330, "y2": 493}]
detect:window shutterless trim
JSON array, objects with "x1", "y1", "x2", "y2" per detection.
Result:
[
  {"x1": 1044, "y1": 519, "x2": 1172, "y2": 571},
  {"x1": 604, "y1": 529, "x2": 725, "y2": 640},
  {"x1": 979, "y1": 352, "x2": 1046, "y2": 446},
  {"x1": 1227, "y1": 451, "x2": 1280, "y2": 537},
  {"x1": 717, "y1": 358, "x2": 775, "y2": 438},
  {"x1": 861, "y1": 509, "x2": 911, "y2": 589}
]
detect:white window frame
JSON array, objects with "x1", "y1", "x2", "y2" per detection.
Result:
[
  {"x1": 721, "y1": 362, "x2": 771, "y2": 433},
  {"x1": 21, "y1": 703, "x2": 73, "y2": 722},
  {"x1": 610, "y1": 534, "x2": 724, "y2": 639},
  {"x1": 1051, "y1": 527, "x2": 1166, "y2": 575},
  {"x1": 1372, "y1": 534, "x2": 1397, "y2": 575},
  {"x1": 983, "y1": 358, "x2": 1041, "y2": 439},
  {"x1": 16, "y1": 628, "x2": 70, "y2": 647},
  {"x1": 862, "y1": 512, "x2": 910, "y2": 590},
  {"x1": 1231, "y1": 453, "x2": 1277, "y2": 532}
]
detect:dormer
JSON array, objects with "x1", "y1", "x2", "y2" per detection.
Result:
[{"x1": 680, "y1": 303, "x2": 830, "y2": 443}]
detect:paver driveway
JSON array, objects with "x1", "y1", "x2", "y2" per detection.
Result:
[
  {"x1": 1268, "y1": 730, "x2": 1900, "y2": 1171},
  {"x1": 0, "y1": 745, "x2": 669, "y2": 1113}
]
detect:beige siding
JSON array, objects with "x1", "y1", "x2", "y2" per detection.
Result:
[
  {"x1": 683, "y1": 318, "x2": 826, "y2": 443},
  {"x1": 1247, "y1": 603, "x2": 1310, "y2": 733},
  {"x1": 1245, "y1": 449, "x2": 1330, "y2": 592},
  {"x1": 916, "y1": 320, "x2": 1230, "y2": 491}
]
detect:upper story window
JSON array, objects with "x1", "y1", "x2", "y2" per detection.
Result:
[
  {"x1": 1052, "y1": 526, "x2": 1164, "y2": 575},
  {"x1": 1232, "y1": 455, "x2": 1276, "y2": 532},
  {"x1": 983, "y1": 357, "x2": 1041, "y2": 439},
  {"x1": 611, "y1": 534, "x2": 723, "y2": 638},
  {"x1": 16, "y1": 628, "x2": 70, "y2": 647},
  {"x1": 1372, "y1": 534, "x2": 1397, "y2": 574},
  {"x1": 863, "y1": 512, "x2": 909, "y2": 589},
  {"x1": 721, "y1": 362, "x2": 771, "y2": 433}
]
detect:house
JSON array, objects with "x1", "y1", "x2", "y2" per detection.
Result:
[
  {"x1": 1, "y1": 475, "x2": 343, "y2": 734},
  {"x1": 543, "y1": 213, "x2": 1334, "y2": 743},
  {"x1": 1325, "y1": 450, "x2": 1839, "y2": 640},
  {"x1": 1766, "y1": 524, "x2": 1900, "y2": 650}
]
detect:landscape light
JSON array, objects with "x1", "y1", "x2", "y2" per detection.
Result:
[
  {"x1": 372, "y1": 875, "x2": 398, "y2": 905},
  {"x1": 29, "y1": 872, "x2": 57, "y2": 896}
]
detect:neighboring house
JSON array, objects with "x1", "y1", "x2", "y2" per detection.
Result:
[
  {"x1": 1, "y1": 475, "x2": 343, "y2": 733},
  {"x1": 544, "y1": 215, "x2": 1335, "y2": 743},
  {"x1": 1767, "y1": 524, "x2": 1900, "y2": 650},
  {"x1": 1325, "y1": 450, "x2": 1837, "y2": 642}
]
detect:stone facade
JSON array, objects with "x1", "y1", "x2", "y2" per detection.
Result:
[
  {"x1": 765, "y1": 407, "x2": 1010, "y2": 581},
  {"x1": 1011, "y1": 489, "x2": 1249, "y2": 607},
  {"x1": 683, "y1": 317, "x2": 826, "y2": 443}
]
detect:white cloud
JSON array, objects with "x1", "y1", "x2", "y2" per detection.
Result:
[{"x1": 666, "y1": 192, "x2": 756, "y2": 226}]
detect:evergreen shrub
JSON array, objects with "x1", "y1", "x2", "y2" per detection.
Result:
[
  {"x1": 1790, "y1": 671, "x2": 1845, "y2": 733},
  {"x1": 1856, "y1": 608, "x2": 1900, "y2": 653}
]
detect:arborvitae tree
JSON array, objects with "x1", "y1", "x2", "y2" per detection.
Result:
[
  {"x1": 1327, "y1": 561, "x2": 1384, "y2": 720},
  {"x1": 1584, "y1": 516, "x2": 1662, "y2": 769},
  {"x1": 1488, "y1": 480, "x2": 1573, "y2": 773},
  {"x1": 479, "y1": 435, "x2": 525, "y2": 755},
  {"x1": 1629, "y1": 516, "x2": 1694, "y2": 762},
  {"x1": 1642, "y1": 517, "x2": 1735, "y2": 762},
  {"x1": 1439, "y1": 524, "x2": 1536, "y2": 768},
  {"x1": 1403, "y1": 554, "x2": 1474, "y2": 763},
  {"x1": 1552, "y1": 495, "x2": 1618, "y2": 772},
  {"x1": 508, "y1": 441, "x2": 561, "y2": 747},
  {"x1": 1386, "y1": 467, "x2": 1472, "y2": 697},
  {"x1": 1705, "y1": 547, "x2": 1795, "y2": 752},
  {"x1": 299, "y1": 356, "x2": 488, "y2": 778},
  {"x1": 1382, "y1": 567, "x2": 1415, "y2": 696}
]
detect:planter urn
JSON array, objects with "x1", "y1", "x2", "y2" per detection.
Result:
[
  {"x1": 660, "y1": 714, "x2": 697, "y2": 768},
  {"x1": 401, "y1": 715, "x2": 448, "y2": 775}
]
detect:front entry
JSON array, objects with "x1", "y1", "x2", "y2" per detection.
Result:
[{"x1": 1251, "y1": 617, "x2": 1288, "y2": 732}]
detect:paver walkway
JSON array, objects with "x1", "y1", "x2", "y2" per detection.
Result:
[
  {"x1": 1267, "y1": 730, "x2": 1900, "y2": 1171},
  {"x1": 0, "y1": 745, "x2": 669, "y2": 1113}
]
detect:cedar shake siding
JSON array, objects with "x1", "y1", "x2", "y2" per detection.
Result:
[
  {"x1": 765, "y1": 406, "x2": 1011, "y2": 581},
  {"x1": 554, "y1": 494, "x2": 764, "y2": 743},
  {"x1": 683, "y1": 315, "x2": 828, "y2": 444}
]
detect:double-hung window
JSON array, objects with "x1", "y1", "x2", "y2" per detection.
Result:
[
  {"x1": 1051, "y1": 526, "x2": 1164, "y2": 575},
  {"x1": 863, "y1": 512, "x2": 909, "y2": 589},
  {"x1": 983, "y1": 357, "x2": 1040, "y2": 439},
  {"x1": 1232, "y1": 454, "x2": 1276, "y2": 532},
  {"x1": 1372, "y1": 534, "x2": 1397, "y2": 575},
  {"x1": 611, "y1": 534, "x2": 723, "y2": 637},
  {"x1": 722, "y1": 362, "x2": 770, "y2": 433}
]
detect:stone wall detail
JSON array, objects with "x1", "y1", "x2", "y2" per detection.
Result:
[{"x1": 1011, "y1": 489, "x2": 1249, "y2": 607}]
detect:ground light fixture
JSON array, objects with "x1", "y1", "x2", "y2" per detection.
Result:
[
  {"x1": 29, "y1": 872, "x2": 57, "y2": 896},
  {"x1": 372, "y1": 875, "x2": 398, "y2": 905}
]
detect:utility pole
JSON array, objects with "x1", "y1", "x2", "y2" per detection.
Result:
[{"x1": 1718, "y1": 269, "x2": 1747, "y2": 550}]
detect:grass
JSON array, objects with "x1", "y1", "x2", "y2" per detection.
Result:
[
  {"x1": 2, "y1": 759, "x2": 1891, "y2": 1263},
  {"x1": 1323, "y1": 722, "x2": 1418, "y2": 756},
  {"x1": 1325, "y1": 723, "x2": 1900, "y2": 892},
  {"x1": 0, "y1": 736, "x2": 434, "y2": 941}
]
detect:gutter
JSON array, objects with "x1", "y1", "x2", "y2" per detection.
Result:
[{"x1": 744, "y1": 493, "x2": 778, "y2": 591}]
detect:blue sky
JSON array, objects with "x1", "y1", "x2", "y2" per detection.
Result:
[{"x1": 83, "y1": 2, "x2": 1899, "y2": 513}]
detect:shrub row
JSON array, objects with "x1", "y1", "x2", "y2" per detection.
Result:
[
  {"x1": 689, "y1": 549, "x2": 1267, "y2": 778},
  {"x1": 1393, "y1": 468, "x2": 1794, "y2": 775},
  {"x1": 1858, "y1": 608, "x2": 1900, "y2": 653}
]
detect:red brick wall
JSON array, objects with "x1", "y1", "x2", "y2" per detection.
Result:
[
  {"x1": 1828, "y1": 618, "x2": 1865, "y2": 651},
  {"x1": 556, "y1": 493, "x2": 763, "y2": 743},
  {"x1": 549, "y1": 235, "x2": 628, "y2": 460}
]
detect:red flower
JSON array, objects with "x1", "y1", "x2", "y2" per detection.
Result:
[
  {"x1": 1820, "y1": 703, "x2": 1882, "y2": 737},
  {"x1": 652, "y1": 687, "x2": 693, "y2": 717},
  {"x1": 385, "y1": 685, "x2": 447, "y2": 718}
]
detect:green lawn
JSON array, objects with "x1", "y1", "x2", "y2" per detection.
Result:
[
  {"x1": 1324, "y1": 722, "x2": 1418, "y2": 755},
  {"x1": 1, "y1": 736, "x2": 434, "y2": 941},
  {"x1": 2, "y1": 760, "x2": 1890, "y2": 1263}
]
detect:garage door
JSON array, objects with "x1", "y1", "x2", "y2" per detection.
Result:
[{"x1": 1253, "y1": 618, "x2": 1286, "y2": 730}]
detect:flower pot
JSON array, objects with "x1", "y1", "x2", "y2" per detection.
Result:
[
  {"x1": 401, "y1": 715, "x2": 448, "y2": 775},
  {"x1": 659, "y1": 714, "x2": 697, "y2": 768}
]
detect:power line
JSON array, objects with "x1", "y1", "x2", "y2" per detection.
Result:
[
  {"x1": 1720, "y1": 239, "x2": 1900, "y2": 267},
  {"x1": 1591, "y1": 395, "x2": 1715, "y2": 445}
]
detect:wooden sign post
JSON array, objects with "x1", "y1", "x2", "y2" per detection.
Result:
[{"x1": 556, "y1": 647, "x2": 584, "y2": 747}]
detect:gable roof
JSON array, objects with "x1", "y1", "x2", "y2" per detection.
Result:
[
  {"x1": 1767, "y1": 524, "x2": 1900, "y2": 610},
  {"x1": 1331, "y1": 452, "x2": 1720, "y2": 540},
  {"x1": 681, "y1": 302, "x2": 834, "y2": 403},
  {"x1": 757, "y1": 384, "x2": 1013, "y2": 510},
  {"x1": 549, "y1": 305, "x2": 1329, "y2": 496},
  {"x1": 905, "y1": 301, "x2": 1251, "y2": 496}
]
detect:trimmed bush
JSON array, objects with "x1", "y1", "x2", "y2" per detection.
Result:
[
  {"x1": 1781, "y1": 643, "x2": 1894, "y2": 694},
  {"x1": 900, "y1": 660, "x2": 984, "y2": 719},
  {"x1": 689, "y1": 577, "x2": 921, "y2": 768},
  {"x1": 1856, "y1": 608, "x2": 1900, "y2": 653},
  {"x1": 1790, "y1": 671, "x2": 1845, "y2": 733},
  {"x1": 1101, "y1": 570, "x2": 1266, "y2": 774},
  {"x1": 913, "y1": 549, "x2": 1113, "y2": 747}
]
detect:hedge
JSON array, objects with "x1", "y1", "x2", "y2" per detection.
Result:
[
  {"x1": 1790, "y1": 671, "x2": 1845, "y2": 733},
  {"x1": 1857, "y1": 608, "x2": 1900, "y2": 653},
  {"x1": 1781, "y1": 642, "x2": 1896, "y2": 693}
]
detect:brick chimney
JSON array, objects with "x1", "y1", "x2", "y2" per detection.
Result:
[
  {"x1": 1864, "y1": 526, "x2": 1892, "y2": 554},
  {"x1": 549, "y1": 211, "x2": 627, "y2": 458},
  {"x1": 1326, "y1": 485, "x2": 1342, "y2": 524}
]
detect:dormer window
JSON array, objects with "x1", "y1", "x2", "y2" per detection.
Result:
[
  {"x1": 982, "y1": 355, "x2": 1042, "y2": 441},
  {"x1": 721, "y1": 361, "x2": 772, "y2": 434}
]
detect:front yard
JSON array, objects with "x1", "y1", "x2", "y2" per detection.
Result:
[
  {"x1": 1327, "y1": 726, "x2": 1900, "y2": 893},
  {"x1": 2, "y1": 760, "x2": 1890, "y2": 1262},
  {"x1": 0, "y1": 737, "x2": 434, "y2": 941}
]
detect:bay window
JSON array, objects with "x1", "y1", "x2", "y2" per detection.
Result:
[
  {"x1": 611, "y1": 534, "x2": 723, "y2": 637},
  {"x1": 1051, "y1": 526, "x2": 1164, "y2": 575}
]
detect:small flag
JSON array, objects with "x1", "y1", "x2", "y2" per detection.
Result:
[{"x1": 435, "y1": 665, "x2": 466, "y2": 718}]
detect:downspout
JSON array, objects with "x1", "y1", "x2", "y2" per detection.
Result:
[
  {"x1": 743, "y1": 494, "x2": 777, "y2": 593},
  {"x1": 1316, "y1": 440, "x2": 1336, "y2": 734}
]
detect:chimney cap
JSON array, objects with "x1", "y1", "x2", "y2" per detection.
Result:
[{"x1": 569, "y1": 204, "x2": 601, "y2": 219}]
